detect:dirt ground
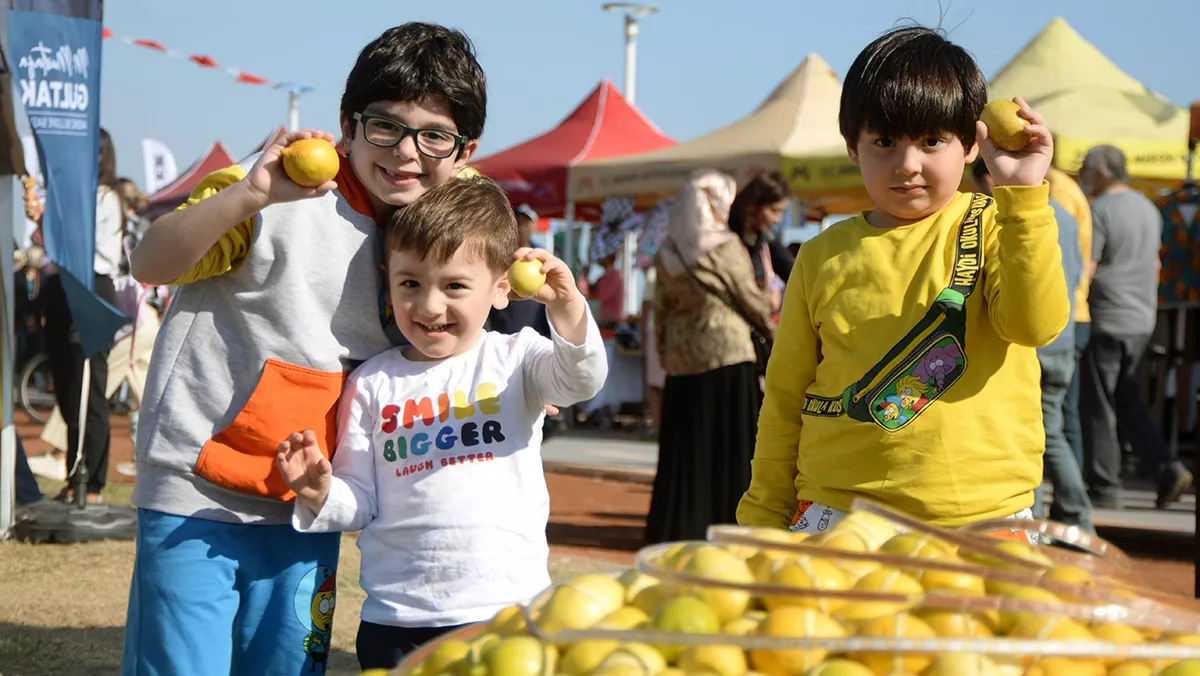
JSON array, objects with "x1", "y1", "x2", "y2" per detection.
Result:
[{"x1": 4, "y1": 411, "x2": 1196, "y2": 674}]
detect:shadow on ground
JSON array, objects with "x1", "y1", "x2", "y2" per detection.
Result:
[
  {"x1": 0, "y1": 623, "x2": 361, "y2": 676},
  {"x1": 546, "y1": 521, "x2": 645, "y2": 552}
]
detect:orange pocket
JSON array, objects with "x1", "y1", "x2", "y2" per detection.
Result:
[{"x1": 195, "y1": 359, "x2": 348, "y2": 501}]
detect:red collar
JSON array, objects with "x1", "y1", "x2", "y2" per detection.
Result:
[{"x1": 336, "y1": 154, "x2": 387, "y2": 226}]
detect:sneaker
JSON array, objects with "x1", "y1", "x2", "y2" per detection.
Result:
[{"x1": 1156, "y1": 462, "x2": 1193, "y2": 509}]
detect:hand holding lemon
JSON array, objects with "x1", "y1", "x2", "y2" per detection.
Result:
[
  {"x1": 506, "y1": 247, "x2": 590, "y2": 346},
  {"x1": 506, "y1": 248, "x2": 579, "y2": 305},
  {"x1": 976, "y1": 96, "x2": 1053, "y2": 188},
  {"x1": 244, "y1": 130, "x2": 339, "y2": 208}
]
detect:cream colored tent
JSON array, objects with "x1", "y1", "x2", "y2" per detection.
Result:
[
  {"x1": 989, "y1": 17, "x2": 1193, "y2": 186},
  {"x1": 569, "y1": 53, "x2": 870, "y2": 216}
]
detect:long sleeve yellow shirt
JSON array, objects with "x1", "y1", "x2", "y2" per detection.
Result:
[{"x1": 737, "y1": 185, "x2": 1069, "y2": 528}]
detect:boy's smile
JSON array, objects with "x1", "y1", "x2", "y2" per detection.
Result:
[
  {"x1": 849, "y1": 131, "x2": 978, "y2": 229},
  {"x1": 341, "y1": 95, "x2": 477, "y2": 217},
  {"x1": 387, "y1": 244, "x2": 509, "y2": 362}
]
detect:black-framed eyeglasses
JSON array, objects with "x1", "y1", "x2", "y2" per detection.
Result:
[{"x1": 352, "y1": 112, "x2": 466, "y2": 159}]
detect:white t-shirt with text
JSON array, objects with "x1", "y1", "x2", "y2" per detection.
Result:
[{"x1": 295, "y1": 313, "x2": 607, "y2": 627}]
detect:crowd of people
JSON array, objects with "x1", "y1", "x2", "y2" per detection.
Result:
[{"x1": 8, "y1": 18, "x2": 1193, "y2": 676}]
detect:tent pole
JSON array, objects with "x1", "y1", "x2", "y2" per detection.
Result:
[
  {"x1": 1, "y1": 175, "x2": 15, "y2": 536},
  {"x1": 70, "y1": 359, "x2": 91, "y2": 508},
  {"x1": 564, "y1": 200, "x2": 576, "y2": 273}
]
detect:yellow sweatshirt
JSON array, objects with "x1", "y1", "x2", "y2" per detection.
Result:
[{"x1": 737, "y1": 186, "x2": 1069, "y2": 528}]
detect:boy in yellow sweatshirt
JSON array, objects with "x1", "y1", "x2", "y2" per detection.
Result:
[{"x1": 737, "y1": 27, "x2": 1069, "y2": 531}]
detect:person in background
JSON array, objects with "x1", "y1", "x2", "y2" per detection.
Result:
[
  {"x1": 1077, "y1": 145, "x2": 1192, "y2": 509},
  {"x1": 591, "y1": 252, "x2": 624, "y2": 325},
  {"x1": 30, "y1": 128, "x2": 123, "y2": 504},
  {"x1": 646, "y1": 169, "x2": 773, "y2": 544},
  {"x1": 41, "y1": 177, "x2": 166, "y2": 456},
  {"x1": 1049, "y1": 167, "x2": 1093, "y2": 472},
  {"x1": 974, "y1": 160, "x2": 1093, "y2": 532},
  {"x1": 728, "y1": 170, "x2": 793, "y2": 315},
  {"x1": 487, "y1": 204, "x2": 550, "y2": 338}
]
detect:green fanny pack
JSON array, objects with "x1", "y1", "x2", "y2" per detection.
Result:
[{"x1": 803, "y1": 193, "x2": 992, "y2": 432}]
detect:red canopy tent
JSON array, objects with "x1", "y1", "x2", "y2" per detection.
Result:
[
  {"x1": 470, "y1": 80, "x2": 674, "y2": 221},
  {"x1": 143, "y1": 141, "x2": 236, "y2": 219}
]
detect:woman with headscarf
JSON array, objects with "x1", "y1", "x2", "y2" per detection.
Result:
[{"x1": 645, "y1": 169, "x2": 774, "y2": 544}]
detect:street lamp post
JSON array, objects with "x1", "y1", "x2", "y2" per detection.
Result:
[
  {"x1": 275, "y1": 82, "x2": 315, "y2": 131},
  {"x1": 600, "y1": 3, "x2": 659, "y2": 317},
  {"x1": 601, "y1": 3, "x2": 659, "y2": 105}
]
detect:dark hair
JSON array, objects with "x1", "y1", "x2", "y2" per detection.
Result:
[
  {"x1": 98, "y1": 128, "x2": 126, "y2": 228},
  {"x1": 341, "y1": 23, "x2": 487, "y2": 145},
  {"x1": 971, "y1": 158, "x2": 990, "y2": 182},
  {"x1": 839, "y1": 27, "x2": 986, "y2": 148},
  {"x1": 729, "y1": 170, "x2": 790, "y2": 236},
  {"x1": 98, "y1": 128, "x2": 118, "y2": 190},
  {"x1": 386, "y1": 176, "x2": 517, "y2": 275}
]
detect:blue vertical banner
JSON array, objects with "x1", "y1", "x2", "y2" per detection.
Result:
[{"x1": 9, "y1": 0, "x2": 126, "y2": 357}]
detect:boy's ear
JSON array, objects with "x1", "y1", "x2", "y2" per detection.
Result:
[
  {"x1": 845, "y1": 140, "x2": 859, "y2": 166},
  {"x1": 964, "y1": 141, "x2": 980, "y2": 165},
  {"x1": 454, "y1": 140, "x2": 480, "y2": 170},
  {"x1": 339, "y1": 113, "x2": 354, "y2": 145},
  {"x1": 493, "y1": 274, "x2": 511, "y2": 310}
]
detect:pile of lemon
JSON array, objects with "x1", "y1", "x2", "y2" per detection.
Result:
[{"x1": 392, "y1": 506, "x2": 1200, "y2": 676}]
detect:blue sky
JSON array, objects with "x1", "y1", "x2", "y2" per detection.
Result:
[{"x1": 98, "y1": 0, "x2": 1198, "y2": 190}]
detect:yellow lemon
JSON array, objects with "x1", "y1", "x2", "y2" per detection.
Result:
[
  {"x1": 424, "y1": 639, "x2": 472, "y2": 675},
  {"x1": 280, "y1": 138, "x2": 339, "y2": 187},
  {"x1": 678, "y1": 645, "x2": 749, "y2": 676},
  {"x1": 594, "y1": 643, "x2": 668, "y2": 676},
  {"x1": 923, "y1": 653, "x2": 1001, "y2": 676},
  {"x1": 490, "y1": 604, "x2": 528, "y2": 635},
  {"x1": 764, "y1": 556, "x2": 850, "y2": 614},
  {"x1": 682, "y1": 546, "x2": 756, "y2": 623},
  {"x1": 916, "y1": 609, "x2": 994, "y2": 638},
  {"x1": 803, "y1": 659, "x2": 874, "y2": 676},
  {"x1": 618, "y1": 569, "x2": 660, "y2": 603},
  {"x1": 846, "y1": 613, "x2": 936, "y2": 675},
  {"x1": 995, "y1": 585, "x2": 1061, "y2": 634},
  {"x1": 560, "y1": 640, "x2": 620, "y2": 675},
  {"x1": 650, "y1": 595, "x2": 721, "y2": 661},
  {"x1": 483, "y1": 636, "x2": 556, "y2": 676},
  {"x1": 750, "y1": 607, "x2": 845, "y2": 676},
  {"x1": 835, "y1": 568, "x2": 922, "y2": 622},
  {"x1": 508, "y1": 259, "x2": 547, "y2": 299},
  {"x1": 979, "y1": 100, "x2": 1030, "y2": 152},
  {"x1": 596, "y1": 605, "x2": 651, "y2": 631}
]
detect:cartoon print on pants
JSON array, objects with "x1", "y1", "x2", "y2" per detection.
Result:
[{"x1": 293, "y1": 565, "x2": 336, "y2": 672}]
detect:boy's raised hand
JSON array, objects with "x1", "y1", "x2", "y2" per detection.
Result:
[
  {"x1": 276, "y1": 430, "x2": 332, "y2": 511},
  {"x1": 244, "y1": 130, "x2": 339, "y2": 208},
  {"x1": 977, "y1": 97, "x2": 1053, "y2": 188},
  {"x1": 510, "y1": 248, "x2": 584, "y2": 306}
]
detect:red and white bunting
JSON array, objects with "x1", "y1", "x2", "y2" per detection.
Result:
[{"x1": 102, "y1": 27, "x2": 274, "y2": 87}]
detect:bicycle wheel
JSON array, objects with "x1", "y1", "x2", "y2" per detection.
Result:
[{"x1": 19, "y1": 352, "x2": 55, "y2": 425}]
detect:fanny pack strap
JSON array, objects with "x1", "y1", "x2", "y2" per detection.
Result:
[{"x1": 803, "y1": 193, "x2": 991, "y2": 417}]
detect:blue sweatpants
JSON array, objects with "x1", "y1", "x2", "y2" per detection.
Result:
[{"x1": 121, "y1": 509, "x2": 342, "y2": 676}]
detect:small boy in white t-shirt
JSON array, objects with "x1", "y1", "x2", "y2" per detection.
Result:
[{"x1": 276, "y1": 176, "x2": 607, "y2": 671}]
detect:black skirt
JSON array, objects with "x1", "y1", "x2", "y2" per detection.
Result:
[{"x1": 644, "y1": 361, "x2": 761, "y2": 545}]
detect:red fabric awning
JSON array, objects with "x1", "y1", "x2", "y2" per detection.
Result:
[{"x1": 470, "y1": 80, "x2": 673, "y2": 221}]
